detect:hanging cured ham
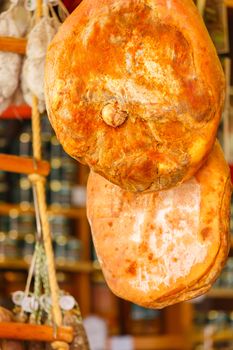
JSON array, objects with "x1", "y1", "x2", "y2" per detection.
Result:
[
  {"x1": 87, "y1": 142, "x2": 231, "y2": 308},
  {"x1": 45, "y1": 0, "x2": 225, "y2": 192}
]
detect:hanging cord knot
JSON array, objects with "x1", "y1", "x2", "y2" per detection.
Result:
[
  {"x1": 51, "y1": 341, "x2": 69, "y2": 350},
  {"x1": 28, "y1": 173, "x2": 45, "y2": 184}
]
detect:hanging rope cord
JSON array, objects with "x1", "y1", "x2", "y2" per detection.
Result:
[
  {"x1": 28, "y1": 2, "x2": 66, "y2": 348},
  {"x1": 30, "y1": 101, "x2": 62, "y2": 327}
]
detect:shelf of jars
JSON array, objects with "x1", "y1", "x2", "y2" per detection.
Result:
[
  {"x1": 132, "y1": 335, "x2": 188, "y2": 350},
  {"x1": 0, "y1": 258, "x2": 101, "y2": 274},
  {"x1": 0, "y1": 203, "x2": 86, "y2": 219},
  {"x1": 207, "y1": 288, "x2": 233, "y2": 298},
  {"x1": 192, "y1": 328, "x2": 233, "y2": 344}
]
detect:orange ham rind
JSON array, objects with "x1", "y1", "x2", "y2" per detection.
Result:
[
  {"x1": 87, "y1": 142, "x2": 231, "y2": 308},
  {"x1": 45, "y1": 0, "x2": 225, "y2": 193}
]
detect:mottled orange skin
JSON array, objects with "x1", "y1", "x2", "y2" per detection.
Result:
[
  {"x1": 45, "y1": 0, "x2": 225, "y2": 192},
  {"x1": 87, "y1": 142, "x2": 231, "y2": 308}
]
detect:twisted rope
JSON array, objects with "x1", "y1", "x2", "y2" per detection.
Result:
[
  {"x1": 32, "y1": 96, "x2": 42, "y2": 161},
  {"x1": 29, "y1": 174, "x2": 62, "y2": 328},
  {"x1": 30, "y1": 242, "x2": 43, "y2": 324},
  {"x1": 52, "y1": 341, "x2": 69, "y2": 350},
  {"x1": 30, "y1": 0, "x2": 63, "y2": 333},
  {"x1": 36, "y1": 0, "x2": 43, "y2": 20},
  {"x1": 29, "y1": 3, "x2": 79, "y2": 349}
]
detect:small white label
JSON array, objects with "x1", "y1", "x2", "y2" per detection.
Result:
[
  {"x1": 71, "y1": 186, "x2": 86, "y2": 207},
  {"x1": 110, "y1": 336, "x2": 134, "y2": 350},
  {"x1": 12, "y1": 291, "x2": 25, "y2": 306},
  {"x1": 22, "y1": 297, "x2": 39, "y2": 313},
  {"x1": 83, "y1": 316, "x2": 108, "y2": 350},
  {"x1": 59, "y1": 295, "x2": 76, "y2": 311}
]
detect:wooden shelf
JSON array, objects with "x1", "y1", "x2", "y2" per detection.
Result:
[
  {"x1": 133, "y1": 335, "x2": 188, "y2": 350},
  {"x1": 0, "y1": 104, "x2": 31, "y2": 119},
  {"x1": 0, "y1": 36, "x2": 27, "y2": 54},
  {"x1": 48, "y1": 205, "x2": 86, "y2": 219},
  {"x1": 0, "y1": 259, "x2": 100, "y2": 273},
  {"x1": 193, "y1": 328, "x2": 233, "y2": 343},
  {"x1": 0, "y1": 322, "x2": 73, "y2": 343},
  {"x1": 0, "y1": 203, "x2": 86, "y2": 219},
  {"x1": 214, "y1": 329, "x2": 233, "y2": 342},
  {"x1": 207, "y1": 288, "x2": 233, "y2": 298},
  {"x1": 0, "y1": 154, "x2": 50, "y2": 176}
]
